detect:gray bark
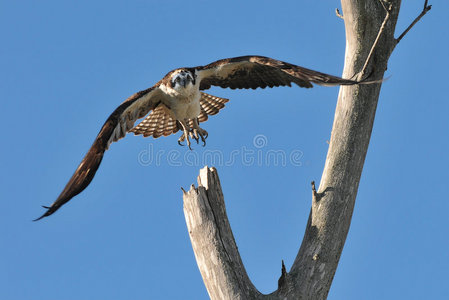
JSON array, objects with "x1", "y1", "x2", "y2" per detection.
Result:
[{"x1": 183, "y1": 1, "x2": 427, "y2": 299}]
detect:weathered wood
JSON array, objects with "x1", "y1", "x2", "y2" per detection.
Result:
[
  {"x1": 183, "y1": 2, "x2": 430, "y2": 299},
  {"x1": 183, "y1": 167, "x2": 261, "y2": 300}
]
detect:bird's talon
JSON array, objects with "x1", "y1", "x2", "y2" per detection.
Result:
[
  {"x1": 195, "y1": 128, "x2": 208, "y2": 146},
  {"x1": 192, "y1": 129, "x2": 201, "y2": 143},
  {"x1": 191, "y1": 131, "x2": 199, "y2": 143},
  {"x1": 178, "y1": 133, "x2": 187, "y2": 146}
]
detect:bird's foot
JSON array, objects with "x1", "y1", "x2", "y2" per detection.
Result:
[
  {"x1": 178, "y1": 131, "x2": 192, "y2": 150},
  {"x1": 192, "y1": 128, "x2": 208, "y2": 146},
  {"x1": 189, "y1": 130, "x2": 199, "y2": 144}
]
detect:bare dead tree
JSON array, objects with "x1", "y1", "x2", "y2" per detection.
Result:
[{"x1": 182, "y1": 1, "x2": 431, "y2": 299}]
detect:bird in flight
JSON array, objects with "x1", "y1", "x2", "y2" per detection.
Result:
[{"x1": 35, "y1": 55, "x2": 375, "y2": 221}]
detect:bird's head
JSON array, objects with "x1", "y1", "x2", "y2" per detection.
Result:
[{"x1": 170, "y1": 69, "x2": 196, "y2": 89}]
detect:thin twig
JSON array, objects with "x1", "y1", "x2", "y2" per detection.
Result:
[
  {"x1": 396, "y1": 0, "x2": 432, "y2": 43},
  {"x1": 335, "y1": 8, "x2": 344, "y2": 19},
  {"x1": 359, "y1": 1, "x2": 392, "y2": 78}
]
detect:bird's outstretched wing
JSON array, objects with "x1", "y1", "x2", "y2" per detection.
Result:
[
  {"x1": 34, "y1": 86, "x2": 164, "y2": 220},
  {"x1": 197, "y1": 55, "x2": 365, "y2": 90}
]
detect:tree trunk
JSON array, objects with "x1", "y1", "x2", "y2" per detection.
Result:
[{"x1": 183, "y1": 1, "x2": 427, "y2": 299}]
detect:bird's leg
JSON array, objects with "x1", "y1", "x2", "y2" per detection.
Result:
[
  {"x1": 189, "y1": 121, "x2": 199, "y2": 144},
  {"x1": 177, "y1": 119, "x2": 193, "y2": 150},
  {"x1": 192, "y1": 118, "x2": 208, "y2": 146},
  {"x1": 189, "y1": 124, "x2": 199, "y2": 144}
]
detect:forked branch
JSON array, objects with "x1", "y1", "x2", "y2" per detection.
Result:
[
  {"x1": 396, "y1": 0, "x2": 431, "y2": 43},
  {"x1": 183, "y1": 1, "x2": 430, "y2": 299},
  {"x1": 359, "y1": 0, "x2": 431, "y2": 78}
]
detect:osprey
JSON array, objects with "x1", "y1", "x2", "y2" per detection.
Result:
[{"x1": 35, "y1": 55, "x2": 374, "y2": 220}]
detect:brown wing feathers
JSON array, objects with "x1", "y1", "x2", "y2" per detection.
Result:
[
  {"x1": 199, "y1": 92, "x2": 229, "y2": 117},
  {"x1": 34, "y1": 87, "x2": 157, "y2": 221},
  {"x1": 198, "y1": 55, "x2": 361, "y2": 91},
  {"x1": 130, "y1": 104, "x2": 179, "y2": 138}
]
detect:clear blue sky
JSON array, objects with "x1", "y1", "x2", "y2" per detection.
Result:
[{"x1": 1, "y1": 1, "x2": 448, "y2": 299}]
